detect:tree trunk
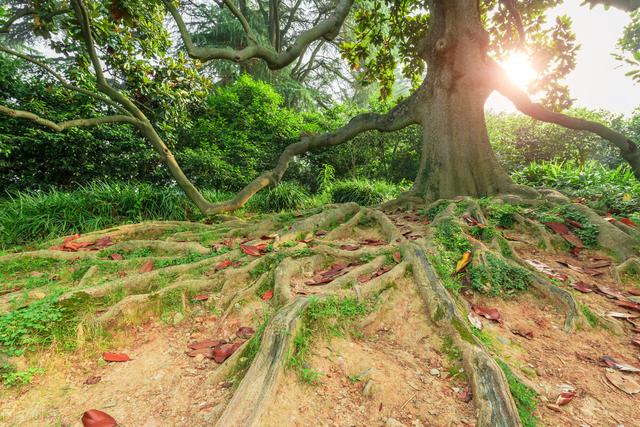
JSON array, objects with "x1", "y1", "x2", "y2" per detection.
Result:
[{"x1": 411, "y1": 0, "x2": 512, "y2": 201}]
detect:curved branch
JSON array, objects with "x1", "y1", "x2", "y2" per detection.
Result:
[
  {"x1": 163, "y1": 0, "x2": 353, "y2": 69},
  {"x1": 0, "y1": 45, "x2": 130, "y2": 115},
  {"x1": 0, "y1": 6, "x2": 71, "y2": 34},
  {"x1": 0, "y1": 105, "x2": 141, "y2": 131},
  {"x1": 200, "y1": 92, "x2": 421, "y2": 214},
  {"x1": 490, "y1": 60, "x2": 640, "y2": 179}
]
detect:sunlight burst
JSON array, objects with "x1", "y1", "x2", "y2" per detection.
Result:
[{"x1": 500, "y1": 53, "x2": 536, "y2": 89}]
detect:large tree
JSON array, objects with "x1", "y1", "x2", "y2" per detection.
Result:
[{"x1": 0, "y1": 0, "x2": 638, "y2": 213}]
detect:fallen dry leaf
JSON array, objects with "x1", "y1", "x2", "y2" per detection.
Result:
[
  {"x1": 615, "y1": 300, "x2": 640, "y2": 313},
  {"x1": 188, "y1": 339, "x2": 224, "y2": 350},
  {"x1": 632, "y1": 336, "x2": 640, "y2": 348},
  {"x1": 240, "y1": 244, "x2": 263, "y2": 257},
  {"x1": 606, "y1": 311, "x2": 640, "y2": 319},
  {"x1": 213, "y1": 342, "x2": 242, "y2": 363},
  {"x1": 393, "y1": 251, "x2": 402, "y2": 263},
  {"x1": 215, "y1": 259, "x2": 232, "y2": 271},
  {"x1": 358, "y1": 274, "x2": 371, "y2": 283},
  {"x1": 139, "y1": 260, "x2": 154, "y2": 273},
  {"x1": 84, "y1": 375, "x2": 101, "y2": 385},
  {"x1": 340, "y1": 244, "x2": 360, "y2": 251},
  {"x1": 511, "y1": 327, "x2": 534, "y2": 340},
  {"x1": 237, "y1": 327, "x2": 255, "y2": 339},
  {"x1": 102, "y1": 352, "x2": 130, "y2": 362},
  {"x1": 571, "y1": 281, "x2": 594, "y2": 293},
  {"x1": 361, "y1": 238, "x2": 386, "y2": 246},
  {"x1": 193, "y1": 294, "x2": 209, "y2": 301},
  {"x1": 472, "y1": 305, "x2": 502, "y2": 323},
  {"x1": 82, "y1": 409, "x2": 117, "y2": 427},
  {"x1": 315, "y1": 229, "x2": 327, "y2": 236},
  {"x1": 110, "y1": 253, "x2": 124, "y2": 261},
  {"x1": 261, "y1": 289, "x2": 273, "y2": 300},
  {"x1": 620, "y1": 217, "x2": 637, "y2": 227},
  {"x1": 556, "y1": 390, "x2": 576, "y2": 406},
  {"x1": 186, "y1": 347, "x2": 214, "y2": 358},
  {"x1": 605, "y1": 370, "x2": 640, "y2": 395},
  {"x1": 468, "y1": 311, "x2": 483, "y2": 329},
  {"x1": 600, "y1": 355, "x2": 640, "y2": 372},
  {"x1": 455, "y1": 251, "x2": 472, "y2": 274}
]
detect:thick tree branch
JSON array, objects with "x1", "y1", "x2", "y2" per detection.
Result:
[
  {"x1": 0, "y1": 6, "x2": 71, "y2": 34},
  {"x1": 0, "y1": 105, "x2": 141, "y2": 131},
  {"x1": 0, "y1": 45, "x2": 130, "y2": 115},
  {"x1": 490, "y1": 60, "x2": 640, "y2": 179},
  {"x1": 500, "y1": 0, "x2": 526, "y2": 44},
  {"x1": 163, "y1": 0, "x2": 353, "y2": 69},
  {"x1": 200, "y1": 92, "x2": 421, "y2": 214}
]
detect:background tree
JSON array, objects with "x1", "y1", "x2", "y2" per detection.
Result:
[{"x1": 0, "y1": 0, "x2": 639, "y2": 215}]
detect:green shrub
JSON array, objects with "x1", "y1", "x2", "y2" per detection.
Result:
[
  {"x1": 513, "y1": 160, "x2": 640, "y2": 216},
  {"x1": 246, "y1": 181, "x2": 311, "y2": 212},
  {"x1": 330, "y1": 178, "x2": 402, "y2": 205}
]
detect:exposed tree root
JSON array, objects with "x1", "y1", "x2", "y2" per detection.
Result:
[
  {"x1": 214, "y1": 299, "x2": 308, "y2": 427},
  {"x1": 408, "y1": 244, "x2": 521, "y2": 427}
]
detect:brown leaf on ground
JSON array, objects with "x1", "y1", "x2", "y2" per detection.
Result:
[
  {"x1": 84, "y1": 375, "x2": 102, "y2": 385},
  {"x1": 472, "y1": 305, "x2": 502, "y2": 323},
  {"x1": 193, "y1": 294, "x2": 209, "y2": 301},
  {"x1": 599, "y1": 355, "x2": 640, "y2": 372},
  {"x1": 632, "y1": 336, "x2": 640, "y2": 348},
  {"x1": 393, "y1": 251, "x2": 401, "y2": 263},
  {"x1": 620, "y1": 217, "x2": 637, "y2": 227},
  {"x1": 607, "y1": 312, "x2": 640, "y2": 319},
  {"x1": 340, "y1": 244, "x2": 360, "y2": 251},
  {"x1": 139, "y1": 260, "x2": 154, "y2": 273},
  {"x1": 615, "y1": 300, "x2": 640, "y2": 313},
  {"x1": 361, "y1": 238, "x2": 386, "y2": 246},
  {"x1": 261, "y1": 290, "x2": 273, "y2": 300},
  {"x1": 215, "y1": 259, "x2": 232, "y2": 271},
  {"x1": 571, "y1": 281, "x2": 594, "y2": 293},
  {"x1": 358, "y1": 274, "x2": 371, "y2": 283},
  {"x1": 102, "y1": 352, "x2": 130, "y2": 362},
  {"x1": 240, "y1": 244, "x2": 263, "y2": 256},
  {"x1": 511, "y1": 327, "x2": 534, "y2": 340},
  {"x1": 110, "y1": 253, "x2": 124, "y2": 261},
  {"x1": 188, "y1": 339, "x2": 224, "y2": 350},
  {"x1": 457, "y1": 386, "x2": 473, "y2": 403},
  {"x1": 82, "y1": 409, "x2": 117, "y2": 427},
  {"x1": 556, "y1": 390, "x2": 576, "y2": 406},
  {"x1": 544, "y1": 221, "x2": 570, "y2": 235},
  {"x1": 605, "y1": 370, "x2": 640, "y2": 395},
  {"x1": 467, "y1": 312, "x2": 483, "y2": 329},
  {"x1": 585, "y1": 260, "x2": 611, "y2": 269},
  {"x1": 213, "y1": 342, "x2": 242, "y2": 363},
  {"x1": 315, "y1": 229, "x2": 327, "y2": 236},
  {"x1": 186, "y1": 347, "x2": 214, "y2": 358},
  {"x1": 595, "y1": 285, "x2": 626, "y2": 300}
]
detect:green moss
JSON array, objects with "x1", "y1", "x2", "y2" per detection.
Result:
[
  {"x1": 580, "y1": 303, "x2": 600, "y2": 328},
  {"x1": 531, "y1": 204, "x2": 599, "y2": 248},
  {"x1": 481, "y1": 201, "x2": 521, "y2": 228},
  {"x1": 440, "y1": 335, "x2": 466, "y2": 380},
  {"x1": 451, "y1": 316, "x2": 475, "y2": 344},
  {"x1": 496, "y1": 360, "x2": 539, "y2": 427}
]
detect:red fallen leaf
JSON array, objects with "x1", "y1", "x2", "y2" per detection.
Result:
[
  {"x1": 321, "y1": 263, "x2": 348, "y2": 277},
  {"x1": 82, "y1": 409, "x2": 117, "y2": 427},
  {"x1": 215, "y1": 259, "x2": 232, "y2": 271},
  {"x1": 620, "y1": 217, "x2": 638, "y2": 227},
  {"x1": 511, "y1": 327, "x2": 534, "y2": 340},
  {"x1": 570, "y1": 246, "x2": 582, "y2": 257},
  {"x1": 565, "y1": 218, "x2": 583, "y2": 229},
  {"x1": 231, "y1": 260, "x2": 242, "y2": 268},
  {"x1": 462, "y1": 215, "x2": 479, "y2": 226},
  {"x1": 84, "y1": 375, "x2": 101, "y2": 385},
  {"x1": 254, "y1": 243, "x2": 268, "y2": 251},
  {"x1": 600, "y1": 355, "x2": 640, "y2": 372},
  {"x1": 571, "y1": 281, "x2": 593, "y2": 293},
  {"x1": 340, "y1": 244, "x2": 360, "y2": 251},
  {"x1": 193, "y1": 294, "x2": 209, "y2": 301},
  {"x1": 544, "y1": 221, "x2": 570, "y2": 235},
  {"x1": 91, "y1": 236, "x2": 114, "y2": 250},
  {"x1": 556, "y1": 391, "x2": 576, "y2": 406},
  {"x1": 188, "y1": 339, "x2": 224, "y2": 350},
  {"x1": 110, "y1": 253, "x2": 124, "y2": 261},
  {"x1": 374, "y1": 265, "x2": 392, "y2": 277},
  {"x1": 616, "y1": 300, "x2": 640, "y2": 313},
  {"x1": 103, "y1": 352, "x2": 130, "y2": 362},
  {"x1": 604, "y1": 215, "x2": 616, "y2": 223},
  {"x1": 139, "y1": 260, "x2": 154, "y2": 273},
  {"x1": 240, "y1": 244, "x2": 262, "y2": 257},
  {"x1": 358, "y1": 274, "x2": 372, "y2": 283},
  {"x1": 632, "y1": 336, "x2": 640, "y2": 348},
  {"x1": 393, "y1": 251, "x2": 401, "y2": 263},
  {"x1": 261, "y1": 290, "x2": 273, "y2": 300},
  {"x1": 629, "y1": 288, "x2": 640, "y2": 296},
  {"x1": 299, "y1": 237, "x2": 313, "y2": 244},
  {"x1": 213, "y1": 342, "x2": 242, "y2": 363},
  {"x1": 117, "y1": 271, "x2": 127, "y2": 278},
  {"x1": 260, "y1": 234, "x2": 278, "y2": 240},
  {"x1": 306, "y1": 276, "x2": 335, "y2": 286},
  {"x1": 315, "y1": 229, "x2": 327, "y2": 236},
  {"x1": 186, "y1": 347, "x2": 214, "y2": 358},
  {"x1": 237, "y1": 327, "x2": 255, "y2": 339},
  {"x1": 472, "y1": 305, "x2": 502, "y2": 323}
]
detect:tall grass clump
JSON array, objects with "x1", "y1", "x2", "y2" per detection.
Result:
[
  {"x1": 513, "y1": 160, "x2": 640, "y2": 217},
  {"x1": 245, "y1": 181, "x2": 311, "y2": 212},
  {"x1": 329, "y1": 178, "x2": 403, "y2": 205},
  {"x1": 0, "y1": 182, "x2": 232, "y2": 248}
]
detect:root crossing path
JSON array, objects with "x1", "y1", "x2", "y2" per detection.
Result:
[{"x1": 1, "y1": 198, "x2": 639, "y2": 427}]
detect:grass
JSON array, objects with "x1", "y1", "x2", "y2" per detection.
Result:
[
  {"x1": 288, "y1": 296, "x2": 368, "y2": 383},
  {"x1": 440, "y1": 336, "x2": 466, "y2": 380},
  {"x1": 329, "y1": 178, "x2": 403, "y2": 205},
  {"x1": 496, "y1": 359, "x2": 539, "y2": 427},
  {"x1": 580, "y1": 304, "x2": 600, "y2": 328},
  {"x1": 531, "y1": 203, "x2": 599, "y2": 248},
  {"x1": 469, "y1": 254, "x2": 531, "y2": 296}
]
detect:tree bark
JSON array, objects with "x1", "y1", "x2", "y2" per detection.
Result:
[{"x1": 411, "y1": 1, "x2": 512, "y2": 201}]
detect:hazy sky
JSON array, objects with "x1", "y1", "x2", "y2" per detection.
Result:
[{"x1": 487, "y1": 0, "x2": 639, "y2": 116}]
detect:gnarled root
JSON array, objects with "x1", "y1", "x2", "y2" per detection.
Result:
[{"x1": 408, "y1": 244, "x2": 521, "y2": 427}]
